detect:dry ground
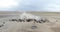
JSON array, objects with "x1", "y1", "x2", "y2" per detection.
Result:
[{"x1": 0, "y1": 12, "x2": 60, "y2": 32}]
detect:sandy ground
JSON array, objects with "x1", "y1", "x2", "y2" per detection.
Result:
[
  {"x1": 0, "y1": 21, "x2": 55, "y2": 32},
  {"x1": 0, "y1": 12, "x2": 60, "y2": 32},
  {"x1": 0, "y1": 17, "x2": 58, "y2": 32},
  {"x1": 0, "y1": 17, "x2": 59, "y2": 32}
]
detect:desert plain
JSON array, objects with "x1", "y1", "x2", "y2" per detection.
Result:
[{"x1": 0, "y1": 12, "x2": 60, "y2": 32}]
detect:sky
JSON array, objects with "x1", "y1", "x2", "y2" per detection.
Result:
[{"x1": 0, "y1": 0, "x2": 60, "y2": 12}]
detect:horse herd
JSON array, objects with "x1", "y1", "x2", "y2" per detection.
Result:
[
  {"x1": 10, "y1": 18, "x2": 49, "y2": 23},
  {"x1": 0, "y1": 18, "x2": 49, "y2": 28}
]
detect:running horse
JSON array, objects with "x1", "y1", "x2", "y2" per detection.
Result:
[{"x1": 33, "y1": 18, "x2": 49, "y2": 23}]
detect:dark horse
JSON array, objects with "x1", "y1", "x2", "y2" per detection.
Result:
[
  {"x1": 18, "y1": 19, "x2": 25, "y2": 22},
  {"x1": 26, "y1": 19, "x2": 34, "y2": 22},
  {"x1": 10, "y1": 19, "x2": 17, "y2": 21}
]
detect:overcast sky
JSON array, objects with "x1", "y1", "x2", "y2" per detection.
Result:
[{"x1": 0, "y1": 0, "x2": 60, "y2": 12}]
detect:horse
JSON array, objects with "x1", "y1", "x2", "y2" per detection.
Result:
[
  {"x1": 10, "y1": 19, "x2": 17, "y2": 21},
  {"x1": 18, "y1": 19, "x2": 25, "y2": 22},
  {"x1": 26, "y1": 19, "x2": 34, "y2": 22}
]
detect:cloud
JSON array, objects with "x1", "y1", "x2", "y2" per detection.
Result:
[
  {"x1": 42, "y1": 0, "x2": 60, "y2": 12},
  {"x1": 43, "y1": 4, "x2": 60, "y2": 12},
  {"x1": 0, "y1": 0, "x2": 22, "y2": 11},
  {"x1": 17, "y1": 0, "x2": 50, "y2": 11},
  {"x1": 0, "y1": 0, "x2": 18, "y2": 8},
  {"x1": 0, "y1": 0, "x2": 60, "y2": 12}
]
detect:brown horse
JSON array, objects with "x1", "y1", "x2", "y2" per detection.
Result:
[
  {"x1": 26, "y1": 19, "x2": 34, "y2": 22},
  {"x1": 18, "y1": 19, "x2": 25, "y2": 22},
  {"x1": 10, "y1": 19, "x2": 17, "y2": 21}
]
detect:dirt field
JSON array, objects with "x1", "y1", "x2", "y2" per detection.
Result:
[{"x1": 0, "y1": 12, "x2": 60, "y2": 32}]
